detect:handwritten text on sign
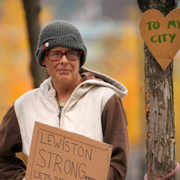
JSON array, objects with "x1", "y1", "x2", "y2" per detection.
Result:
[
  {"x1": 25, "y1": 122, "x2": 112, "y2": 180},
  {"x1": 34, "y1": 131, "x2": 93, "y2": 180},
  {"x1": 147, "y1": 20, "x2": 180, "y2": 43},
  {"x1": 139, "y1": 8, "x2": 180, "y2": 70}
]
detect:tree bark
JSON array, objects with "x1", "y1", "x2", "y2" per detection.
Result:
[
  {"x1": 22, "y1": 0, "x2": 48, "y2": 88},
  {"x1": 137, "y1": 0, "x2": 178, "y2": 179}
]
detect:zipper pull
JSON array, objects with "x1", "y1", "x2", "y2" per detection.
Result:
[{"x1": 58, "y1": 112, "x2": 61, "y2": 127}]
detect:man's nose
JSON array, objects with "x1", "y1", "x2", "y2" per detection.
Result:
[{"x1": 59, "y1": 54, "x2": 68, "y2": 64}]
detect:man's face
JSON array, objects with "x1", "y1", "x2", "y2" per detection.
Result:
[{"x1": 42, "y1": 46, "x2": 81, "y2": 87}]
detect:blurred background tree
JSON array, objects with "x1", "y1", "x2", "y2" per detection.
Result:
[
  {"x1": 0, "y1": 0, "x2": 180, "y2": 179},
  {"x1": 22, "y1": 0, "x2": 48, "y2": 88}
]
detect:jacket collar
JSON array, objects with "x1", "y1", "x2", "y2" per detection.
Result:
[{"x1": 39, "y1": 67, "x2": 128, "y2": 99}]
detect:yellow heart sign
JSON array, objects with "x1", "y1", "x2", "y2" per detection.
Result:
[{"x1": 139, "y1": 8, "x2": 180, "y2": 70}]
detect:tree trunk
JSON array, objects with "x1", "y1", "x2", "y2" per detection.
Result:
[
  {"x1": 137, "y1": 0, "x2": 178, "y2": 179},
  {"x1": 22, "y1": 0, "x2": 48, "y2": 88}
]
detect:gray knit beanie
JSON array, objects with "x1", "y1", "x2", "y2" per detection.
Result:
[{"x1": 35, "y1": 20, "x2": 87, "y2": 67}]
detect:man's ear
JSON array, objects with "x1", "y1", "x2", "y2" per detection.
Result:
[{"x1": 41, "y1": 59, "x2": 45, "y2": 66}]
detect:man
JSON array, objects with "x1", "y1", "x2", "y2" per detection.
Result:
[{"x1": 0, "y1": 20, "x2": 129, "y2": 180}]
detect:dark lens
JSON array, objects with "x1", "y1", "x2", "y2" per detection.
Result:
[
  {"x1": 67, "y1": 51, "x2": 79, "y2": 60},
  {"x1": 48, "y1": 52, "x2": 62, "y2": 60}
]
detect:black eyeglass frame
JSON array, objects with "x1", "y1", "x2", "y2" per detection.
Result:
[{"x1": 45, "y1": 50, "x2": 82, "y2": 61}]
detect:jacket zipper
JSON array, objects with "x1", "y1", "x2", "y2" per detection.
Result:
[
  {"x1": 54, "y1": 97, "x2": 62, "y2": 128},
  {"x1": 57, "y1": 102, "x2": 65, "y2": 128},
  {"x1": 58, "y1": 112, "x2": 61, "y2": 128}
]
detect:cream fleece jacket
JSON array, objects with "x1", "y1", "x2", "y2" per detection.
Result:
[{"x1": 0, "y1": 67, "x2": 129, "y2": 180}]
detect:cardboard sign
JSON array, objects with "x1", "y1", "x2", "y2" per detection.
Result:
[
  {"x1": 25, "y1": 122, "x2": 112, "y2": 180},
  {"x1": 139, "y1": 8, "x2": 180, "y2": 70}
]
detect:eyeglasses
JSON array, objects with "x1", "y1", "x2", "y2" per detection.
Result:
[{"x1": 45, "y1": 50, "x2": 82, "y2": 61}]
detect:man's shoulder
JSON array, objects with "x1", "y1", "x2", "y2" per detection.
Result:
[{"x1": 15, "y1": 88, "x2": 40, "y2": 105}]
